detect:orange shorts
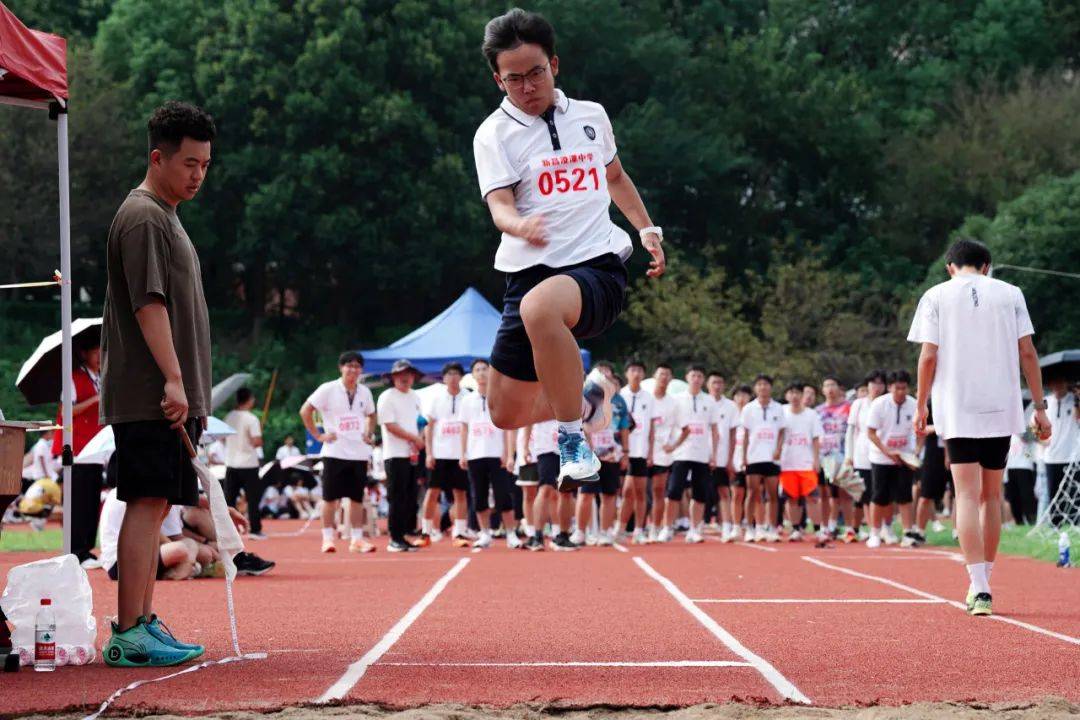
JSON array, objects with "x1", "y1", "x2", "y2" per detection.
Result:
[{"x1": 780, "y1": 470, "x2": 820, "y2": 500}]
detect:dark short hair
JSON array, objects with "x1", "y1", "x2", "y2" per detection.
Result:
[
  {"x1": 946, "y1": 238, "x2": 992, "y2": 270},
  {"x1": 470, "y1": 358, "x2": 490, "y2": 372},
  {"x1": 707, "y1": 371, "x2": 725, "y2": 381},
  {"x1": 734, "y1": 385, "x2": 753, "y2": 396},
  {"x1": 236, "y1": 387, "x2": 253, "y2": 405},
  {"x1": 147, "y1": 101, "x2": 216, "y2": 156},
  {"x1": 442, "y1": 362, "x2": 465, "y2": 377},
  {"x1": 803, "y1": 383, "x2": 816, "y2": 393},
  {"x1": 888, "y1": 370, "x2": 912, "y2": 385},
  {"x1": 864, "y1": 369, "x2": 887, "y2": 385},
  {"x1": 822, "y1": 375, "x2": 842, "y2": 386},
  {"x1": 754, "y1": 374, "x2": 774, "y2": 386},
  {"x1": 482, "y1": 8, "x2": 556, "y2": 73},
  {"x1": 595, "y1": 361, "x2": 614, "y2": 372},
  {"x1": 625, "y1": 359, "x2": 646, "y2": 372},
  {"x1": 338, "y1": 351, "x2": 364, "y2": 367},
  {"x1": 687, "y1": 365, "x2": 707, "y2": 376},
  {"x1": 655, "y1": 362, "x2": 673, "y2": 373},
  {"x1": 785, "y1": 383, "x2": 803, "y2": 396}
]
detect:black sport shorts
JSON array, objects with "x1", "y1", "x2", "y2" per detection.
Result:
[
  {"x1": 944, "y1": 437, "x2": 1010, "y2": 471},
  {"x1": 114, "y1": 418, "x2": 203, "y2": 506},
  {"x1": 626, "y1": 457, "x2": 649, "y2": 478},
  {"x1": 322, "y1": 458, "x2": 369, "y2": 502},
  {"x1": 428, "y1": 458, "x2": 469, "y2": 491},
  {"x1": 581, "y1": 461, "x2": 621, "y2": 495},
  {"x1": 871, "y1": 463, "x2": 914, "y2": 506}
]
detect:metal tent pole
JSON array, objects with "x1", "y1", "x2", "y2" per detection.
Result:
[{"x1": 56, "y1": 105, "x2": 74, "y2": 556}]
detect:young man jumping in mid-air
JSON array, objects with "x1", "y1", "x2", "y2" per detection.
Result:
[{"x1": 472, "y1": 8, "x2": 666, "y2": 490}]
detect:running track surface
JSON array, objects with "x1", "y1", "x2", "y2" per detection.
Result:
[{"x1": 1, "y1": 521, "x2": 1078, "y2": 715}]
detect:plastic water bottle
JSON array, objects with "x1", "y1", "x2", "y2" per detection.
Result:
[
  {"x1": 34, "y1": 598, "x2": 56, "y2": 672},
  {"x1": 1059, "y1": 532, "x2": 1072, "y2": 568}
]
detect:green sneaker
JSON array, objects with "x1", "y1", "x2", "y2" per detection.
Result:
[
  {"x1": 965, "y1": 588, "x2": 977, "y2": 613},
  {"x1": 970, "y1": 592, "x2": 992, "y2": 617},
  {"x1": 143, "y1": 615, "x2": 205, "y2": 655},
  {"x1": 102, "y1": 621, "x2": 203, "y2": 667}
]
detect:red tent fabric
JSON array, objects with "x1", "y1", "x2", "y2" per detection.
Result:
[{"x1": 0, "y1": 2, "x2": 67, "y2": 103}]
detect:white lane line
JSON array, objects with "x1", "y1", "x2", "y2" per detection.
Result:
[
  {"x1": 316, "y1": 558, "x2": 471, "y2": 702},
  {"x1": 612, "y1": 542, "x2": 629, "y2": 553},
  {"x1": 738, "y1": 542, "x2": 779, "y2": 553},
  {"x1": 691, "y1": 598, "x2": 946, "y2": 604},
  {"x1": 287, "y1": 557, "x2": 456, "y2": 564},
  {"x1": 633, "y1": 557, "x2": 810, "y2": 704},
  {"x1": 819, "y1": 555, "x2": 961, "y2": 561},
  {"x1": 802, "y1": 556, "x2": 1080, "y2": 647},
  {"x1": 378, "y1": 660, "x2": 752, "y2": 668}
]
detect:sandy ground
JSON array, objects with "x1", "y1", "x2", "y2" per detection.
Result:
[{"x1": 19, "y1": 697, "x2": 1080, "y2": 720}]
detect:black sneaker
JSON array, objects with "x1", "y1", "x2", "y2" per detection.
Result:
[
  {"x1": 552, "y1": 532, "x2": 579, "y2": 552},
  {"x1": 387, "y1": 540, "x2": 414, "y2": 553},
  {"x1": 234, "y1": 552, "x2": 276, "y2": 576},
  {"x1": 526, "y1": 534, "x2": 545, "y2": 552}
]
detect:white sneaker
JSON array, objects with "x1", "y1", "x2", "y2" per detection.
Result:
[
  {"x1": 883, "y1": 530, "x2": 899, "y2": 546},
  {"x1": 597, "y1": 531, "x2": 614, "y2": 547},
  {"x1": 632, "y1": 529, "x2": 647, "y2": 545},
  {"x1": 506, "y1": 532, "x2": 524, "y2": 549},
  {"x1": 585, "y1": 532, "x2": 599, "y2": 547},
  {"x1": 464, "y1": 528, "x2": 479, "y2": 540},
  {"x1": 557, "y1": 430, "x2": 602, "y2": 490},
  {"x1": 755, "y1": 526, "x2": 768, "y2": 542},
  {"x1": 429, "y1": 530, "x2": 444, "y2": 543},
  {"x1": 932, "y1": 520, "x2": 946, "y2": 533},
  {"x1": 743, "y1": 527, "x2": 756, "y2": 542},
  {"x1": 857, "y1": 528, "x2": 870, "y2": 541},
  {"x1": 900, "y1": 533, "x2": 917, "y2": 548},
  {"x1": 767, "y1": 528, "x2": 782, "y2": 543},
  {"x1": 789, "y1": 529, "x2": 803, "y2": 542},
  {"x1": 570, "y1": 529, "x2": 586, "y2": 546},
  {"x1": 657, "y1": 526, "x2": 674, "y2": 543},
  {"x1": 685, "y1": 530, "x2": 704, "y2": 544},
  {"x1": 474, "y1": 531, "x2": 492, "y2": 549},
  {"x1": 866, "y1": 535, "x2": 882, "y2": 549}
]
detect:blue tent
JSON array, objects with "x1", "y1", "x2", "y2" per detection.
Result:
[{"x1": 360, "y1": 287, "x2": 591, "y2": 378}]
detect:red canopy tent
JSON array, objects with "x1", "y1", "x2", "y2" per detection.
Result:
[{"x1": 1, "y1": 2, "x2": 76, "y2": 553}]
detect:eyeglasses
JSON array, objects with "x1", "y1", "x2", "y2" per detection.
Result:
[{"x1": 501, "y1": 64, "x2": 549, "y2": 91}]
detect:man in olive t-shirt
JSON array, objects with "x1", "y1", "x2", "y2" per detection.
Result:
[{"x1": 98, "y1": 101, "x2": 216, "y2": 669}]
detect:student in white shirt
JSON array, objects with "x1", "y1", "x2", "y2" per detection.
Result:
[
  {"x1": 707, "y1": 372, "x2": 739, "y2": 542},
  {"x1": 22, "y1": 432, "x2": 59, "y2": 483},
  {"x1": 909, "y1": 239, "x2": 1050, "y2": 615},
  {"x1": 778, "y1": 384, "x2": 823, "y2": 541},
  {"x1": 648, "y1": 364, "x2": 677, "y2": 541},
  {"x1": 740, "y1": 375, "x2": 785, "y2": 542},
  {"x1": 1042, "y1": 378, "x2": 1078, "y2": 525},
  {"x1": 301, "y1": 351, "x2": 378, "y2": 554},
  {"x1": 865, "y1": 370, "x2": 919, "y2": 547},
  {"x1": 659, "y1": 367, "x2": 719, "y2": 544},
  {"x1": 616, "y1": 360, "x2": 655, "y2": 545},
  {"x1": 517, "y1": 419, "x2": 563, "y2": 551},
  {"x1": 1005, "y1": 426, "x2": 1038, "y2": 525},
  {"x1": 472, "y1": 9, "x2": 667, "y2": 492},
  {"x1": 223, "y1": 388, "x2": 266, "y2": 537},
  {"x1": 421, "y1": 363, "x2": 471, "y2": 546},
  {"x1": 376, "y1": 360, "x2": 426, "y2": 553},
  {"x1": 844, "y1": 370, "x2": 886, "y2": 539},
  {"x1": 728, "y1": 385, "x2": 753, "y2": 542},
  {"x1": 275, "y1": 436, "x2": 302, "y2": 461}
]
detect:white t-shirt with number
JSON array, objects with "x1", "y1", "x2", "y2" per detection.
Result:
[
  {"x1": 866, "y1": 394, "x2": 917, "y2": 465},
  {"x1": 672, "y1": 392, "x2": 716, "y2": 464},
  {"x1": 740, "y1": 399, "x2": 785, "y2": 465},
  {"x1": 376, "y1": 388, "x2": 423, "y2": 461},
  {"x1": 223, "y1": 409, "x2": 262, "y2": 469},
  {"x1": 473, "y1": 89, "x2": 632, "y2": 273},
  {"x1": 461, "y1": 393, "x2": 504, "y2": 461},
  {"x1": 306, "y1": 380, "x2": 376, "y2": 461},
  {"x1": 780, "y1": 406, "x2": 823, "y2": 472},
  {"x1": 589, "y1": 420, "x2": 622, "y2": 462},
  {"x1": 650, "y1": 393, "x2": 678, "y2": 467},
  {"x1": 712, "y1": 395, "x2": 738, "y2": 467},
  {"x1": 620, "y1": 386, "x2": 654, "y2": 459},
  {"x1": 907, "y1": 273, "x2": 1034, "y2": 439},
  {"x1": 424, "y1": 386, "x2": 469, "y2": 461},
  {"x1": 848, "y1": 397, "x2": 874, "y2": 470}
]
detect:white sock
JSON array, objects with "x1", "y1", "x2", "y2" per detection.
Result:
[
  {"x1": 351, "y1": 528, "x2": 364, "y2": 540},
  {"x1": 559, "y1": 419, "x2": 583, "y2": 436},
  {"x1": 985, "y1": 561, "x2": 994, "y2": 582},
  {"x1": 454, "y1": 519, "x2": 467, "y2": 536},
  {"x1": 524, "y1": 524, "x2": 535, "y2": 537},
  {"x1": 552, "y1": 524, "x2": 561, "y2": 536},
  {"x1": 869, "y1": 527, "x2": 880, "y2": 538},
  {"x1": 722, "y1": 522, "x2": 732, "y2": 534},
  {"x1": 421, "y1": 518, "x2": 432, "y2": 534},
  {"x1": 967, "y1": 563, "x2": 990, "y2": 594},
  {"x1": 322, "y1": 528, "x2": 334, "y2": 541}
]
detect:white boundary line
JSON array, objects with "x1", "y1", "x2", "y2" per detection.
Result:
[
  {"x1": 612, "y1": 542, "x2": 629, "y2": 553},
  {"x1": 737, "y1": 542, "x2": 778, "y2": 553},
  {"x1": 633, "y1": 557, "x2": 810, "y2": 704},
  {"x1": 316, "y1": 558, "x2": 471, "y2": 702},
  {"x1": 378, "y1": 660, "x2": 752, "y2": 668},
  {"x1": 691, "y1": 598, "x2": 946, "y2": 604},
  {"x1": 818, "y1": 555, "x2": 961, "y2": 561},
  {"x1": 802, "y1": 556, "x2": 1080, "y2": 646}
]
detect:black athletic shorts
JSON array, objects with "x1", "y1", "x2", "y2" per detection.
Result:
[
  {"x1": 627, "y1": 457, "x2": 649, "y2": 477},
  {"x1": 668, "y1": 461, "x2": 711, "y2": 502},
  {"x1": 582, "y1": 461, "x2": 621, "y2": 495},
  {"x1": 491, "y1": 253, "x2": 628, "y2": 382},
  {"x1": 469, "y1": 457, "x2": 515, "y2": 512},
  {"x1": 517, "y1": 462, "x2": 539, "y2": 487},
  {"x1": 107, "y1": 552, "x2": 166, "y2": 581},
  {"x1": 114, "y1": 418, "x2": 203, "y2": 506},
  {"x1": 536, "y1": 452, "x2": 559, "y2": 489},
  {"x1": 871, "y1": 463, "x2": 914, "y2": 506},
  {"x1": 944, "y1": 437, "x2": 1010, "y2": 470},
  {"x1": 856, "y1": 469, "x2": 873, "y2": 506},
  {"x1": 428, "y1": 458, "x2": 469, "y2": 491},
  {"x1": 920, "y1": 440, "x2": 951, "y2": 502},
  {"x1": 745, "y1": 462, "x2": 780, "y2": 478},
  {"x1": 731, "y1": 471, "x2": 747, "y2": 488},
  {"x1": 648, "y1": 464, "x2": 671, "y2": 478},
  {"x1": 712, "y1": 466, "x2": 730, "y2": 488},
  {"x1": 322, "y1": 458, "x2": 369, "y2": 502}
]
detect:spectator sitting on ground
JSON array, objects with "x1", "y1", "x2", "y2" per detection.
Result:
[
  {"x1": 100, "y1": 487, "x2": 200, "y2": 581},
  {"x1": 179, "y1": 502, "x2": 276, "y2": 576},
  {"x1": 259, "y1": 480, "x2": 295, "y2": 519}
]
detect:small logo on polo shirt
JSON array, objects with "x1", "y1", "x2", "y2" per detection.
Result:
[{"x1": 584, "y1": 125, "x2": 596, "y2": 140}]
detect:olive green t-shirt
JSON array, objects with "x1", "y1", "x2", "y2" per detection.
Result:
[{"x1": 99, "y1": 188, "x2": 211, "y2": 424}]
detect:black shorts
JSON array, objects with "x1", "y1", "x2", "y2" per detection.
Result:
[
  {"x1": 107, "y1": 552, "x2": 167, "y2": 581},
  {"x1": 491, "y1": 253, "x2": 628, "y2": 382},
  {"x1": 627, "y1": 457, "x2": 649, "y2": 478},
  {"x1": 537, "y1": 452, "x2": 559, "y2": 489},
  {"x1": 944, "y1": 437, "x2": 1010, "y2": 470},
  {"x1": 668, "y1": 461, "x2": 711, "y2": 502},
  {"x1": 871, "y1": 463, "x2": 914, "y2": 506},
  {"x1": 582, "y1": 461, "x2": 621, "y2": 495},
  {"x1": 428, "y1": 459, "x2": 469, "y2": 491},
  {"x1": 648, "y1": 464, "x2": 671, "y2": 478},
  {"x1": 113, "y1": 418, "x2": 203, "y2": 506},
  {"x1": 920, "y1": 442, "x2": 951, "y2": 502},
  {"x1": 321, "y1": 458, "x2": 369, "y2": 502},
  {"x1": 731, "y1": 471, "x2": 747, "y2": 488},
  {"x1": 745, "y1": 462, "x2": 780, "y2": 478},
  {"x1": 712, "y1": 467, "x2": 730, "y2": 488},
  {"x1": 517, "y1": 463, "x2": 539, "y2": 487},
  {"x1": 469, "y1": 457, "x2": 514, "y2": 512},
  {"x1": 856, "y1": 469, "x2": 873, "y2": 506}
]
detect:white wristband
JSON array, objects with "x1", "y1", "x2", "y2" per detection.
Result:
[{"x1": 639, "y1": 226, "x2": 663, "y2": 243}]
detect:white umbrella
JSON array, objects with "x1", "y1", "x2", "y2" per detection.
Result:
[
  {"x1": 76, "y1": 417, "x2": 236, "y2": 465},
  {"x1": 15, "y1": 317, "x2": 102, "y2": 405},
  {"x1": 211, "y1": 373, "x2": 252, "y2": 412}
]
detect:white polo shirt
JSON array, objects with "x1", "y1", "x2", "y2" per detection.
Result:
[
  {"x1": 848, "y1": 397, "x2": 874, "y2": 470},
  {"x1": 672, "y1": 391, "x2": 716, "y2": 464},
  {"x1": 473, "y1": 89, "x2": 632, "y2": 273},
  {"x1": 376, "y1": 388, "x2": 423, "y2": 460},
  {"x1": 461, "y1": 393, "x2": 504, "y2": 460},
  {"x1": 650, "y1": 392, "x2": 678, "y2": 466},
  {"x1": 780, "y1": 406, "x2": 823, "y2": 472},
  {"x1": 866, "y1": 394, "x2": 917, "y2": 465},
  {"x1": 306, "y1": 380, "x2": 376, "y2": 461},
  {"x1": 1044, "y1": 393, "x2": 1079, "y2": 464},
  {"x1": 223, "y1": 409, "x2": 261, "y2": 469},
  {"x1": 712, "y1": 395, "x2": 738, "y2": 467},
  {"x1": 908, "y1": 273, "x2": 1034, "y2": 439},
  {"x1": 740, "y1": 399, "x2": 785, "y2": 465},
  {"x1": 620, "y1": 386, "x2": 654, "y2": 459},
  {"x1": 424, "y1": 386, "x2": 469, "y2": 461}
]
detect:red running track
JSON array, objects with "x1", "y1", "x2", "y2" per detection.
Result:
[{"x1": 1, "y1": 521, "x2": 1077, "y2": 715}]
